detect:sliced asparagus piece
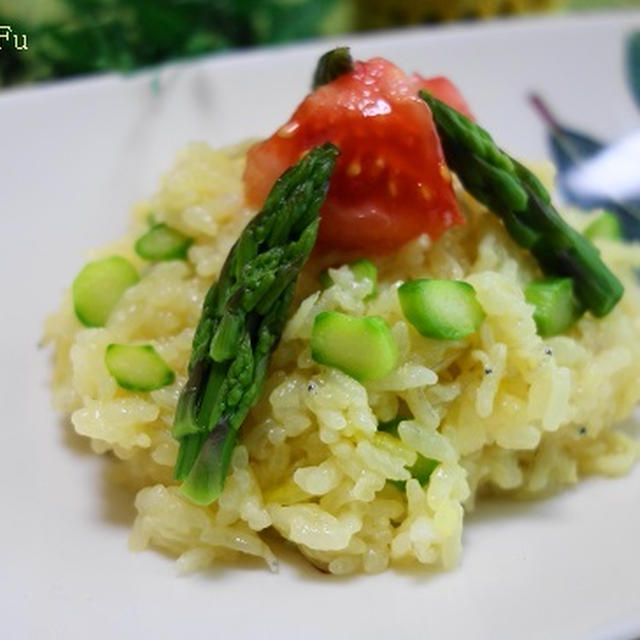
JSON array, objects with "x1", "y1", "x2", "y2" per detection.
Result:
[
  {"x1": 398, "y1": 279, "x2": 485, "y2": 340},
  {"x1": 105, "y1": 344, "x2": 174, "y2": 391},
  {"x1": 135, "y1": 223, "x2": 192, "y2": 261},
  {"x1": 311, "y1": 311, "x2": 398, "y2": 381},
  {"x1": 525, "y1": 278, "x2": 584, "y2": 336},
  {"x1": 72, "y1": 256, "x2": 138, "y2": 327},
  {"x1": 583, "y1": 211, "x2": 622, "y2": 241}
]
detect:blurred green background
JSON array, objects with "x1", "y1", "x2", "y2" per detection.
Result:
[{"x1": 0, "y1": 0, "x2": 638, "y2": 87}]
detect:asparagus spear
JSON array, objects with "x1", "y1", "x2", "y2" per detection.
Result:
[
  {"x1": 419, "y1": 90, "x2": 623, "y2": 318},
  {"x1": 172, "y1": 143, "x2": 339, "y2": 505},
  {"x1": 312, "y1": 46, "x2": 353, "y2": 90}
]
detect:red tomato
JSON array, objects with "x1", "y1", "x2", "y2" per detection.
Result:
[
  {"x1": 414, "y1": 74, "x2": 475, "y2": 120},
  {"x1": 244, "y1": 57, "x2": 471, "y2": 252}
]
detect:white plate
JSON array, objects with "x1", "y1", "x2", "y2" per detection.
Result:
[{"x1": 2, "y1": 10, "x2": 640, "y2": 640}]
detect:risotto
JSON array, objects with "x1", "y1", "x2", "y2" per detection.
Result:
[{"x1": 44, "y1": 52, "x2": 640, "y2": 576}]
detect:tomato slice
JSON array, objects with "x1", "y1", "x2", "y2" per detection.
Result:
[
  {"x1": 244, "y1": 57, "x2": 471, "y2": 253},
  {"x1": 414, "y1": 74, "x2": 475, "y2": 120}
]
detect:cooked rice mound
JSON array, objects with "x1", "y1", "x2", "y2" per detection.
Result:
[{"x1": 45, "y1": 143, "x2": 640, "y2": 575}]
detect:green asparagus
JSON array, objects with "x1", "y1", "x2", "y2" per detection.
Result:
[
  {"x1": 172, "y1": 143, "x2": 339, "y2": 505},
  {"x1": 419, "y1": 90, "x2": 623, "y2": 318},
  {"x1": 398, "y1": 279, "x2": 485, "y2": 340},
  {"x1": 105, "y1": 344, "x2": 175, "y2": 391},
  {"x1": 524, "y1": 278, "x2": 584, "y2": 337},
  {"x1": 583, "y1": 211, "x2": 622, "y2": 241},
  {"x1": 72, "y1": 256, "x2": 139, "y2": 327},
  {"x1": 135, "y1": 223, "x2": 192, "y2": 261},
  {"x1": 319, "y1": 258, "x2": 378, "y2": 299},
  {"x1": 310, "y1": 311, "x2": 398, "y2": 381},
  {"x1": 312, "y1": 46, "x2": 353, "y2": 90},
  {"x1": 378, "y1": 416, "x2": 439, "y2": 488}
]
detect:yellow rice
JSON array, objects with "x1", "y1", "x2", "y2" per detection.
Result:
[{"x1": 44, "y1": 142, "x2": 640, "y2": 575}]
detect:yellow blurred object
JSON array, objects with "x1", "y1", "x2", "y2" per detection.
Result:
[{"x1": 355, "y1": 0, "x2": 564, "y2": 27}]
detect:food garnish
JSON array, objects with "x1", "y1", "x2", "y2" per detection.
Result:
[
  {"x1": 135, "y1": 223, "x2": 193, "y2": 261},
  {"x1": 398, "y1": 279, "x2": 485, "y2": 340},
  {"x1": 244, "y1": 54, "x2": 471, "y2": 252},
  {"x1": 348, "y1": 258, "x2": 378, "y2": 300},
  {"x1": 378, "y1": 417, "x2": 439, "y2": 489},
  {"x1": 583, "y1": 211, "x2": 622, "y2": 241},
  {"x1": 171, "y1": 143, "x2": 338, "y2": 505},
  {"x1": 72, "y1": 256, "x2": 139, "y2": 327},
  {"x1": 320, "y1": 258, "x2": 378, "y2": 300},
  {"x1": 413, "y1": 74, "x2": 474, "y2": 120},
  {"x1": 311, "y1": 46, "x2": 354, "y2": 90},
  {"x1": 105, "y1": 344, "x2": 175, "y2": 391},
  {"x1": 310, "y1": 311, "x2": 398, "y2": 381},
  {"x1": 420, "y1": 90, "x2": 624, "y2": 317},
  {"x1": 524, "y1": 278, "x2": 584, "y2": 337}
]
